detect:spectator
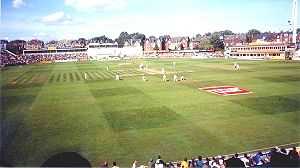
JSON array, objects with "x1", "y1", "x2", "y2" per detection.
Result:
[
  {"x1": 167, "y1": 161, "x2": 175, "y2": 168},
  {"x1": 155, "y1": 155, "x2": 165, "y2": 168},
  {"x1": 240, "y1": 154, "x2": 252, "y2": 167},
  {"x1": 112, "y1": 161, "x2": 119, "y2": 168},
  {"x1": 195, "y1": 156, "x2": 204, "y2": 168},
  {"x1": 149, "y1": 159, "x2": 155, "y2": 168},
  {"x1": 181, "y1": 157, "x2": 188, "y2": 168},
  {"x1": 100, "y1": 161, "x2": 108, "y2": 168},
  {"x1": 288, "y1": 147, "x2": 300, "y2": 167},
  {"x1": 189, "y1": 157, "x2": 196, "y2": 168},
  {"x1": 225, "y1": 153, "x2": 244, "y2": 167},
  {"x1": 270, "y1": 147, "x2": 289, "y2": 167},
  {"x1": 203, "y1": 158, "x2": 210, "y2": 168},
  {"x1": 252, "y1": 151, "x2": 265, "y2": 166},
  {"x1": 132, "y1": 160, "x2": 138, "y2": 168},
  {"x1": 210, "y1": 157, "x2": 220, "y2": 168}
]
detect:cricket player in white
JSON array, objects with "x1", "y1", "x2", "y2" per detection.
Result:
[
  {"x1": 162, "y1": 74, "x2": 167, "y2": 82},
  {"x1": 115, "y1": 74, "x2": 120, "y2": 80},
  {"x1": 173, "y1": 74, "x2": 178, "y2": 82},
  {"x1": 161, "y1": 68, "x2": 165, "y2": 74},
  {"x1": 234, "y1": 62, "x2": 240, "y2": 70}
]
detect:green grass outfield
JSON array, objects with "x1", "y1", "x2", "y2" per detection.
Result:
[{"x1": 1, "y1": 59, "x2": 300, "y2": 166}]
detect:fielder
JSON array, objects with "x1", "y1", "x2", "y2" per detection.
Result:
[
  {"x1": 162, "y1": 74, "x2": 167, "y2": 82},
  {"x1": 180, "y1": 75, "x2": 185, "y2": 81},
  {"x1": 234, "y1": 62, "x2": 240, "y2": 70},
  {"x1": 115, "y1": 74, "x2": 120, "y2": 80},
  {"x1": 173, "y1": 74, "x2": 178, "y2": 82},
  {"x1": 161, "y1": 68, "x2": 165, "y2": 74},
  {"x1": 84, "y1": 72, "x2": 87, "y2": 80}
]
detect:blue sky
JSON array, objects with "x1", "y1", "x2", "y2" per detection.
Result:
[{"x1": 1, "y1": 0, "x2": 299, "y2": 41}]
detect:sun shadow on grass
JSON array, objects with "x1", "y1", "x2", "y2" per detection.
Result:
[{"x1": 41, "y1": 152, "x2": 91, "y2": 167}]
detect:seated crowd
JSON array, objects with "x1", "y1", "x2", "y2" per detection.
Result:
[
  {"x1": 1, "y1": 50, "x2": 88, "y2": 66},
  {"x1": 100, "y1": 146, "x2": 299, "y2": 168}
]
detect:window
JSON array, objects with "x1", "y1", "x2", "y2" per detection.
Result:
[{"x1": 250, "y1": 54, "x2": 253, "y2": 56}]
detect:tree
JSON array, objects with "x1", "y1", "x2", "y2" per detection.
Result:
[
  {"x1": 199, "y1": 37, "x2": 213, "y2": 49},
  {"x1": 78, "y1": 38, "x2": 87, "y2": 47},
  {"x1": 209, "y1": 32, "x2": 224, "y2": 50},
  {"x1": 90, "y1": 36, "x2": 113, "y2": 43},
  {"x1": 222, "y1": 30, "x2": 234, "y2": 35},
  {"x1": 140, "y1": 35, "x2": 146, "y2": 51},
  {"x1": 161, "y1": 37, "x2": 166, "y2": 50},
  {"x1": 115, "y1": 32, "x2": 145, "y2": 47},
  {"x1": 154, "y1": 42, "x2": 159, "y2": 51},
  {"x1": 246, "y1": 29, "x2": 261, "y2": 43},
  {"x1": 187, "y1": 37, "x2": 191, "y2": 49}
]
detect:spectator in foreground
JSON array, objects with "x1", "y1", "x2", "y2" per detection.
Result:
[
  {"x1": 149, "y1": 158, "x2": 155, "y2": 168},
  {"x1": 112, "y1": 161, "x2": 119, "y2": 168},
  {"x1": 225, "y1": 153, "x2": 244, "y2": 167},
  {"x1": 132, "y1": 160, "x2": 138, "y2": 168},
  {"x1": 195, "y1": 156, "x2": 204, "y2": 168},
  {"x1": 288, "y1": 147, "x2": 300, "y2": 167},
  {"x1": 155, "y1": 155, "x2": 165, "y2": 168},
  {"x1": 100, "y1": 161, "x2": 108, "y2": 168},
  {"x1": 181, "y1": 157, "x2": 188, "y2": 168},
  {"x1": 189, "y1": 157, "x2": 196, "y2": 168},
  {"x1": 203, "y1": 158, "x2": 210, "y2": 168}
]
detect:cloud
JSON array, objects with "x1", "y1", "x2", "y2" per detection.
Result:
[
  {"x1": 64, "y1": 0, "x2": 127, "y2": 11},
  {"x1": 41, "y1": 11, "x2": 72, "y2": 25},
  {"x1": 12, "y1": 0, "x2": 25, "y2": 8}
]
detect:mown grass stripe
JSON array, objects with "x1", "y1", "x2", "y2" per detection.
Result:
[
  {"x1": 20, "y1": 73, "x2": 35, "y2": 84},
  {"x1": 62, "y1": 73, "x2": 68, "y2": 82},
  {"x1": 99, "y1": 71, "x2": 110, "y2": 80},
  {"x1": 28, "y1": 73, "x2": 41, "y2": 84},
  {"x1": 69, "y1": 73, "x2": 74, "y2": 82},
  {"x1": 104, "y1": 71, "x2": 115, "y2": 78},
  {"x1": 86, "y1": 72, "x2": 94, "y2": 80},
  {"x1": 74, "y1": 72, "x2": 81, "y2": 81},
  {"x1": 97, "y1": 71, "x2": 109, "y2": 79},
  {"x1": 93, "y1": 72, "x2": 102, "y2": 79},
  {"x1": 11, "y1": 72, "x2": 28, "y2": 84},
  {"x1": 49, "y1": 74, "x2": 56, "y2": 83},
  {"x1": 96, "y1": 72, "x2": 107, "y2": 80},
  {"x1": 56, "y1": 73, "x2": 61, "y2": 82},
  {"x1": 90, "y1": 72, "x2": 100, "y2": 80}
]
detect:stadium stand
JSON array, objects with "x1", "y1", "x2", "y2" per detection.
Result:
[
  {"x1": 36, "y1": 145, "x2": 300, "y2": 167},
  {"x1": 1, "y1": 50, "x2": 88, "y2": 67}
]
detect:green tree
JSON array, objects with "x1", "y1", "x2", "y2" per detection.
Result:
[
  {"x1": 246, "y1": 29, "x2": 261, "y2": 43},
  {"x1": 210, "y1": 32, "x2": 224, "y2": 50}
]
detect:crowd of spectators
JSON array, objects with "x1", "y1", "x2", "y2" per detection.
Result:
[
  {"x1": 1, "y1": 50, "x2": 26, "y2": 66},
  {"x1": 99, "y1": 146, "x2": 299, "y2": 168},
  {"x1": 1, "y1": 50, "x2": 88, "y2": 67}
]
